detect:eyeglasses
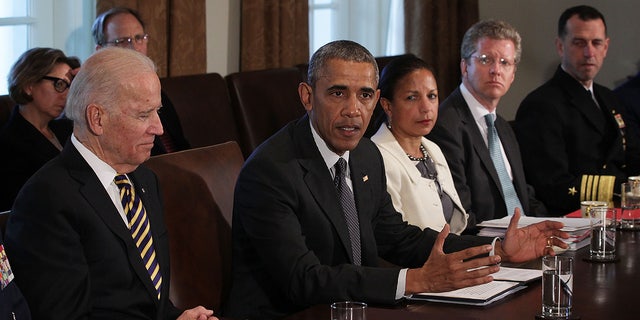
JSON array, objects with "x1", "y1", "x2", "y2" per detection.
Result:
[
  {"x1": 104, "y1": 34, "x2": 149, "y2": 48},
  {"x1": 471, "y1": 54, "x2": 515, "y2": 69},
  {"x1": 41, "y1": 76, "x2": 71, "y2": 93}
]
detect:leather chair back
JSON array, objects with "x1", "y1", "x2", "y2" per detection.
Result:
[
  {"x1": 144, "y1": 141, "x2": 244, "y2": 311},
  {"x1": 375, "y1": 54, "x2": 413, "y2": 74},
  {"x1": 225, "y1": 67, "x2": 306, "y2": 157},
  {"x1": 160, "y1": 73, "x2": 239, "y2": 148}
]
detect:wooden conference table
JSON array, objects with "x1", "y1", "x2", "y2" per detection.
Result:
[{"x1": 283, "y1": 230, "x2": 640, "y2": 320}]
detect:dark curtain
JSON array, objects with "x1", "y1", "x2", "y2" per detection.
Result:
[
  {"x1": 240, "y1": 0, "x2": 309, "y2": 71},
  {"x1": 404, "y1": 0, "x2": 479, "y2": 99},
  {"x1": 97, "y1": 0, "x2": 206, "y2": 78}
]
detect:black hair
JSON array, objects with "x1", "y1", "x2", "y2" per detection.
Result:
[{"x1": 558, "y1": 5, "x2": 607, "y2": 38}]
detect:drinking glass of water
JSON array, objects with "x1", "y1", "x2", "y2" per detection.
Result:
[
  {"x1": 620, "y1": 182, "x2": 640, "y2": 230},
  {"x1": 540, "y1": 256, "x2": 574, "y2": 319},
  {"x1": 588, "y1": 207, "x2": 617, "y2": 262}
]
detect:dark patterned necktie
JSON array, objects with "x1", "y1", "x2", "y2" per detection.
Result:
[
  {"x1": 415, "y1": 159, "x2": 454, "y2": 223},
  {"x1": 334, "y1": 158, "x2": 362, "y2": 265},
  {"x1": 114, "y1": 174, "x2": 162, "y2": 299}
]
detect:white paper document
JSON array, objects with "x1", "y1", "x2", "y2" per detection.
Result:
[
  {"x1": 477, "y1": 216, "x2": 591, "y2": 231},
  {"x1": 408, "y1": 267, "x2": 540, "y2": 306},
  {"x1": 409, "y1": 281, "x2": 524, "y2": 306},
  {"x1": 493, "y1": 266, "x2": 541, "y2": 283}
]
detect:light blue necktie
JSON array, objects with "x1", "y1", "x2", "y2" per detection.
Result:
[{"x1": 485, "y1": 114, "x2": 523, "y2": 216}]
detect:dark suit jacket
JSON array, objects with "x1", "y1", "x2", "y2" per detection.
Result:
[
  {"x1": 515, "y1": 66, "x2": 628, "y2": 215},
  {"x1": 224, "y1": 115, "x2": 493, "y2": 319},
  {"x1": 0, "y1": 106, "x2": 72, "y2": 211},
  {"x1": 4, "y1": 143, "x2": 181, "y2": 320},
  {"x1": 151, "y1": 91, "x2": 190, "y2": 155},
  {"x1": 0, "y1": 229, "x2": 31, "y2": 320},
  {"x1": 614, "y1": 71, "x2": 640, "y2": 176},
  {"x1": 428, "y1": 87, "x2": 547, "y2": 232}
]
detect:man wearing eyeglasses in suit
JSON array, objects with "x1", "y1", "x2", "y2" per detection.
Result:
[
  {"x1": 429, "y1": 20, "x2": 548, "y2": 234},
  {"x1": 92, "y1": 7, "x2": 190, "y2": 155}
]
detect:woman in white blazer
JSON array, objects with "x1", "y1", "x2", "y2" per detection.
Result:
[{"x1": 371, "y1": 55, "x2": 468, "y2": 234}]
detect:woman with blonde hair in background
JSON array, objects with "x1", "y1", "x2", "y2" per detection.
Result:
[{"x1": 0, "y1": 48, "x2": 80, "y2": 211}]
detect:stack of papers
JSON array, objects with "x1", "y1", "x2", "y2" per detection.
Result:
[
  {"x1": 409, "y1": 267, "x2": 540, "y2": 306},
  {"x1": 477, "y1": 216, "x2": 591, "y2": 251}
]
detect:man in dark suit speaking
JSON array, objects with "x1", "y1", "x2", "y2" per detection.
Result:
[
  {"x1": 5, "y1": 47, "x2": 216, "y2": 320},
  {"x1": 224, "y1": 40, "x2": 568, "y2": 319}
]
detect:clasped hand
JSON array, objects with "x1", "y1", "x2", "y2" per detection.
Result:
[{"x1": 177, "y1": 306, "x2": 218, "y2": 320}]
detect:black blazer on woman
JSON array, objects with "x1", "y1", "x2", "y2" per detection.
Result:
[{"x1": 0, "y1": 105, "x2": 72, "y2": 211}]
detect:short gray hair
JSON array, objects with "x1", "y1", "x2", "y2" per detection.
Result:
[
  {"x1": 65, "y1": 47, "x2": 157, "y2": 130},
  {"x1": 92, "y1": 7, "x2": 145, "y2": 46},
  {"x1": 460, "y1": 20, "x2": 522, "y2": 64},
  {"x1": 307, "y1": 40, "x2": 379, "y2": 88}
]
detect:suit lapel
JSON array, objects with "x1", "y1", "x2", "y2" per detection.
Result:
[
  {"x1": 349, "y1": 146, "x2": 372, "y2": 262},
  {"x1": 63, "y1": 145, "x2": 161, "y2": 302},
  {"x1": 571, "y1": 93, "x2": 605, "y2": 134},
  {"x1": 594, "y1": 85, "x2": 626, "y2": 165},
  {"x1": 294, "y1": 118, "x2": 355, "y2": 263},
  {"x1": 63, "y1": 145, "x2": 133, "y2": 245},
  {"x1": 375, "y1": 125, "x2": 421, "y2": 183},
  {"x1": 556, "y1": 68, "x2": 606, "y2": 134},
  {"x1": 453, "y1": 91, "x2": 503, "y2": 192}
]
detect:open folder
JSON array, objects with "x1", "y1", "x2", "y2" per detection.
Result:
[{"x1": 408, "y1": 267, "x2": 540, "y2": 306}]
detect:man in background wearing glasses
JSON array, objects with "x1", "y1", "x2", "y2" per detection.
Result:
[
  {"x1": 515, "y1": 5, "x2": 637, "y2": 216},
  {"x1": 92, "y1": 7, "x2": 190, "y2": 155},
  {"x1": 429, "y1": 20, "x2": 548, "y2": 234}
]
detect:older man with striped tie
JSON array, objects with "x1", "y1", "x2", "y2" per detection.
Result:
[{"x1": 5, "y1": 47, "x2": 216, "y2": 320}]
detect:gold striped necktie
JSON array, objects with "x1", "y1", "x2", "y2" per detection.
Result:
[{"x1": 114, "y1": 174, "x2": 162, "y2": 299}]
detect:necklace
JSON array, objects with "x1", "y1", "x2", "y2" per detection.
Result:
[
  {"x1": 409, "y1": 144, "x2": 442, "y2": 195},
  {"x1": 406, "y1": 144, "x2": 428, "y2": 162}
]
